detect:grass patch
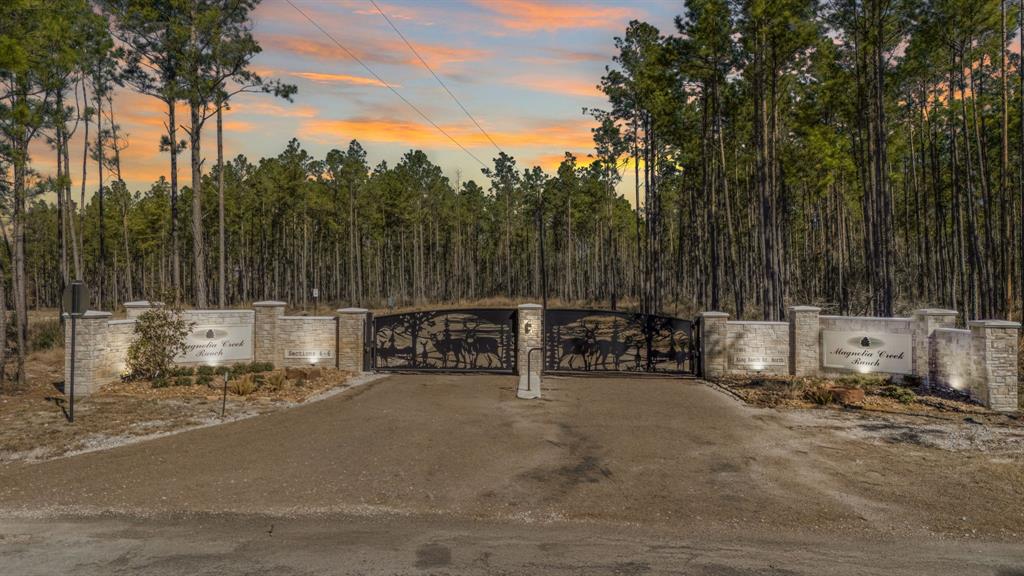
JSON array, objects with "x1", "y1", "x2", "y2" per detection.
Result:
[
  {"x1": 802, "y1": 383, "x2": 835, "y2": 405},
  {"x1": 878, "y1": 386, "x2": 916, "y2": 405},
  {"x1": 29, "y1": 319, "x2": 62, "y2": 351},
  {"x1": 228, "y1": 374, "x2": 257, "y2": 396}
]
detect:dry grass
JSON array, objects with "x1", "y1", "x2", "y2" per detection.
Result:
[{"x1": 0, "y1": 347, "x2": 354, "y2": 463}]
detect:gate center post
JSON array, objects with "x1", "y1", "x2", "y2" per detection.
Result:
[{"x1": 517, "y1": 303, "x2": 543, "y2": 399}]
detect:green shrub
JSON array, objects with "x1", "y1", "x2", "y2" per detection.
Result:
[
  {"x1": 170, "y1": 366, "x2": 194, "y2": 377},
  {"x1": 229, "y1": 363, "x2": 252, "y2": 378},
  {"x1": 250, "y1": 361, "x2": 274, "y2": 373},
  {"x1": 125, "y1": 295, "x2": 193, "y2": 381},
  {"x1": 195, "y1": 373, "x2": 213, "y2": 386},
  {"x1": 30, "y1": 319, "x2": 62, "y2": 351},
  {"x1": 802, "y1": 384, "x2": 835, "y2": 405},
  {"x1": 196, "y1": 365, "x2": 216, "y2": 376},
  {"x1": 173, "y1": 375, "x2": 193, "y2": 387},
  {"x1": 900, "y1": 374, "x2": 924, "y2": 388},
  {"x1": 152, "y1": 377, "x2": 169, "y2": 389},
  {"x1": 879, "y1": 385, "x2": 915, "y2": 404}
]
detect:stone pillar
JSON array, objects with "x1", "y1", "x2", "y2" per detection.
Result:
[
  {"x1": 337, "y1": 308, "x2": 369, "y2": 373},
  {"x1": 788, "y1": 306, "x2": 821, "y2": 377},
  {"x1": 63, "y1": 311, "x2": 112, "y2": 398},
  {"x1": 124, "y1": 300, "x2": 157, "y2": 319},
  {"x1": 700, "y1": 312, "x2": 729, "y2": 379},
  {"x1": 253, "y1": 301, "x2": 285, "y2": 365},
  {"x1": 913, "y1": 308, "x2": 957, "y2": 384},
  {"x1": 967, "y1": 320, "x2": 1020, "y2": 412},
  {"x1": 517, "y1": 303, "x2": 543, "y2": 399}
]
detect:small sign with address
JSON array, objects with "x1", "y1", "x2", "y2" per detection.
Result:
[
  {"x1": 822, "y1": 331, "x2": 912, "y2": 374},
  {"x1": 731, "y1": 354, "x2": 786, "y2": 367},
  {"x1": 285, "y1": 349, "x2": 335, "y2": 360}
]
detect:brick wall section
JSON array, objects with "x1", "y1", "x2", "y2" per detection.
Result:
[
  {"x1": 930, "y1": 328, "x2": 972, "y2": 392},
  {"x1": 517, "y1": 304, "x2": 543, "y2": 396},
  {"x1": 276, "y1": 316, "x2": 338, "y2": 368},
  {"x1": 789, "y1": 306, "x2": 820, "y2": 376},
  {"x1": 253, "y1": 301, "x2": 285, "y2": 364},
  {"x1": 337, "y1": 308, "x2": 368, "y2": 373},
  {"x1": 725, "y1": 321, "x2": 790, "y2": 375},
  {"x1": 700, "y1": 312, "x2": 729, "y2": 379},
  {"x1": 63, "y1": 311, "x2": 112, "y2": 397},
  {"x1": 968, "y1": 320, "x2": 1020, "y2": 412},
  {"x1": 912, "y1": 309, "x2": 957, "y2": 384}
]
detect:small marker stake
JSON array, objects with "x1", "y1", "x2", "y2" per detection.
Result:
[{"x1": 221, "y1": 370, "x2": 229, "y2": 418}]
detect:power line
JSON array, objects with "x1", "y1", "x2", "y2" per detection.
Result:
[
  {"x1": 369, "y1": 0, "x2": 504, "y2": 156},
  {"x1": 284, "y1": 0, "x2": 488, "y2": 169}
]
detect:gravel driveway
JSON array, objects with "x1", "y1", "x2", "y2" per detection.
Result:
[{"x1": 1, "y1": 374, "x2": 1022, "y2": 574}]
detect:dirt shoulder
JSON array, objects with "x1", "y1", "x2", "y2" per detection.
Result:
[{"x1": 0, "y1": 349, "x2": 364, "y2": 464}]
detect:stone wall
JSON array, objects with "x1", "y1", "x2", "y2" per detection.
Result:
[
  {"x1": 724, "y1": 321, "x2": 790, "y2": 375},
  {"x1": 336, "y1": 308, "x2": 368, "y2": 373},
  {"x1": 276, "y1": 316, "x2": 338, "y2": 368},
  {"x1": 65, "y1": 302, "x2": 369, "y2": 397},
  {"x1": 968, "y1": 321, "x2": 1020, "y2": 412},
  {"x1": 699, "y1": 307, "x2": 1019, "y2": 412},
  {"x1": 931, "y1": 328, "x2": 972, "y2": 392}
]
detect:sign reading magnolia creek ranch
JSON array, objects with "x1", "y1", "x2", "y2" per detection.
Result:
[
  {"x1": 821, "y1": 330, "x2": 912, "y2": 374},
  {"x1": 176, "y1": 325, "x2": 253, "y2": 364}
]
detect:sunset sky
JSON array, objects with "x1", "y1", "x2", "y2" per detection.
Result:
[{"x1": 37, "y1": 0, "x2": 681, "y2": 198}]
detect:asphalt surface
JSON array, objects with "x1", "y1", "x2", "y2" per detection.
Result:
[{"x1": 1, "y1": 374, "x2": 1022, "y2": 575}]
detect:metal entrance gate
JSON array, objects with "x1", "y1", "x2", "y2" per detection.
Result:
[
  {"x1": 372, "y1": 308, "x2": 518, "y2": 373},
  {"x1": 543, "y1": 309, "x2": 696, "y2": 375}
]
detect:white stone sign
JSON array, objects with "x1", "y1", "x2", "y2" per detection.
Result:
[
  {"x1": 177, "y1": 325, "x2": 253, "y2": 364},
  {"x1": 731, "y1": 354, "x2": 786, "y2": 368},
  {"x1": 285, "y1": 349, "x2": 335, "y2": 361},
  {"x1": 822, "y1": 330, "x2": 912, "y2": 374}
]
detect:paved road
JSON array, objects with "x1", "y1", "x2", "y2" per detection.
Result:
[{"x1": 1, "y1": 374, "x2": 1022, "y2": 575}]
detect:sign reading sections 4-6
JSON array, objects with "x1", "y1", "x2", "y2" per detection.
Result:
[
  {"x1": 176, "y1": 325, "x2": 253, "y2": 363},
  {"x1": 822, "y1": 331, "x2": 912, "y2": 374}
]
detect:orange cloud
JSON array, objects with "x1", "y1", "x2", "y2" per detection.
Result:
[
  {"x1": 508, "y1": 75, "x2": 603, "y2": 98},
  {"x1": 291, "y1": 71, "x2": 392, "y2": 88},
  {"x1": 298, "y1": 117, "x2": 596, "y2": 151},
  {"x1": 473, "y1": 0, "x2": 634, "y2": 32},
  {"x1": 229, "y1": 99, "x2": 319, "y2": 118},
  {"x1": 264, "y1": 34, "x2": 488, "y2": 71}
]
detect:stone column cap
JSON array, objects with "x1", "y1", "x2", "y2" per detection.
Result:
[
  {"x1": 701, "y1": 311, "x2": 729, "y2": 318},
  {"x1": 253, "y1": 300, "x2": 287, "y2": 307},
  {"x1": 788, "y1": 305, "x2": 822, "y2": 312},
  {"x1": 124, "y1": 300, "x2": 160, "y2": 308},
  {"x1": 518, "y1": 303, "x2": 543, "y2": 310},
  {"x1": 63, "y1": 310, "x2": 112, "y2": 319},
  {"x1": 914, "y1": 308, "x2": 958, "y2": 316},
  {"x1": 337, "y1": 307, "x2": 369, "y2": 314},
  {"x1": 967, "y1": 319, "x2": 1022, "y2": 329}
]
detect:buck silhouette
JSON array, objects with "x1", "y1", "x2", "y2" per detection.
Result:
[
  {"x1": 558, "y1": 322, "x2": 599, "y2": 370},
  {"x1": 594, "y1": 329, "x2": 633, "y2": 369},
  {"x1": 462, "y1": 319, "x2": 501, "y2": 368},
  {"x1": 428, "y1": 330, "x2": 466, "y2": 368}
]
